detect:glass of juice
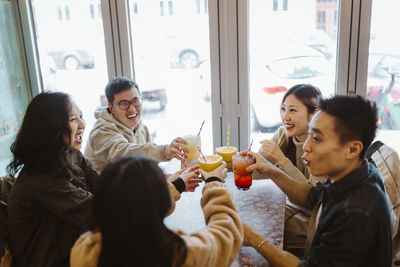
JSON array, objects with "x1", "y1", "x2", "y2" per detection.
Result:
[
  {"x1": 215, "y1": 146, "x2": 237, "y2": 171},
  {"x1": 182, "y1": 135, "x2": 201, "y2": 167},
  {"x1": 232, "y1": 154, "x2": 255, "y2": 190},
  {"x1": 199, "y1": 155, "x2": 223, "y2": 172}
]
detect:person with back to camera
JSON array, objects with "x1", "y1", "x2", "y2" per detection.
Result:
[
  {"x1": 85, "y1": 76, "x2": 188, "y2": 173},
  {"x1": 255, "y1": 84, "x2": 328, "y2": 256},
  {"x1": 242, "y1": 95, "x2": 392, "y2": 266},
  {"x1": 6, "y1": 92, "x2": 201, "y2": 267},
  {"x1": 70, "y1": 154, "x2": 243, "y2": 267}
]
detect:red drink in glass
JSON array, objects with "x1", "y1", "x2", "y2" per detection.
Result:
[{"x1": 232, "y1": 154, "x2": 255, "y2": 190}]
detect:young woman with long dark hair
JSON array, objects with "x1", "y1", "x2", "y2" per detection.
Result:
[
  {"x1": 256, "y1": 84, "x2": 328, "y2": 256},
  {"x1": 7, "y1": 92, "x2": 97, "y2": 267}
]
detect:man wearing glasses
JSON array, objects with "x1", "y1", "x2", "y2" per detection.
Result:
[{"x1": 85, "y1": 76, "x2": 187, "y2": 173}]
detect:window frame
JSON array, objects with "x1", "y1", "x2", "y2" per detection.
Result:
[{"x1": 16, "y1": 0, "x2": 374, "y2": 152}]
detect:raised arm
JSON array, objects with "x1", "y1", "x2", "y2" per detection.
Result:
[
  {"x1": 245, "y1": 151, "x2": 313, "y2": 208},
  {"x1": 177, "y1": 163, "x2": 243, "y2": 267}
]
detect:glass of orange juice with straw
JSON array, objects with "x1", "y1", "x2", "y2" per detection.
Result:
[
  {"x1": 216, "y1": 146, "x2": 237, "y2": 171},
  {"x1": 215, "y1": 122, "x2": 237, "y2": 170},
  {"x1": 199, "y1": 154, "x2": 223, "y2": 172}
]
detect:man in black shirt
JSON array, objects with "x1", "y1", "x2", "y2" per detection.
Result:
[{"x1": 243, "y1": 95, "x2": 392, "y2": 267}]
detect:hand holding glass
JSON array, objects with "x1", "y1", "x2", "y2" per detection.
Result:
[{"x1": 233, "y1": 154, "x2": 255, "y2": 190}]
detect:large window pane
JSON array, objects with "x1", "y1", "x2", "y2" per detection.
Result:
[
  {"x1": 31, "y1": 0, "x2": 108, "y2": 148},
  {"x1": 0, "y1": 1, "x2": 31, "y2": 175},
  {"x1": 367, "y1": 0, "x2": 400, "y2": 152},
  {"x1": 249, "y1": 0, "x2": 338, "y2": 150},
  {"x1": 127, "y1": 0, "x2": 213, "y2": 155}
]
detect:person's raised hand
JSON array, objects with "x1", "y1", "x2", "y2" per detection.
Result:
[
  {"x1": 199, "y1": 162, "x2": 228, "y2": 182},
  {"x1": 240, "y1": 151, "x2": 281, "y2": 178},
  {"x1": 179, "y1": 165, "x2": 203, "y2": 192},
  {"x1": 166, "y1": 166, "x2": 187, "y2": 181},
  {"x1": 260, "y1": 140, "x2": 287, "y2": 166},
  {"x1": 164, "y1": 137, "x2": 188, "y2": 160}
]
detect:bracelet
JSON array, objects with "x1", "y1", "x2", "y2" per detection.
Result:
[{"x1": 256, "y1": 240, "x2": 267, "y2": 253}]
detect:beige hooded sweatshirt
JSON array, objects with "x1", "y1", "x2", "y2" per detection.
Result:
[{"x1": 84, "y1": 107, "x2": 167, "y2": 172}]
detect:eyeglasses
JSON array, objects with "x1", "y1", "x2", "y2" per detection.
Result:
[{"x1": 112, "y1": 97, "x2": 143, "y2": 110}]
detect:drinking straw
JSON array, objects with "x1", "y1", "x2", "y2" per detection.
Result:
[
  {"x1": 227, "y1": 123, "x2": 230, "y2": 148},
  {"x1": 179, "y1": 147, "x2": 186, "y2": 163},
  {"x1": 248, "y1": 139, "x2": 253, "y2": 152},
  {"x1": 197, "y1": 120, "x2": 205, "y2": 136},
  {"x1": 198, "y1": 146, "x2": 207, "y2": 162}
]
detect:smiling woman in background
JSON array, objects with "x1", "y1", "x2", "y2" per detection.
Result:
[{"x1": 256, "y1": 84, "x2": 327, "y2": 257}]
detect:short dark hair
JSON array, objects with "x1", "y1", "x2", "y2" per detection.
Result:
[
  {"x1": 319, "y1": 95, "x2": 378, "y2": 159},
  {"x1": 105, "y1": 77, "x2": 140, "y2": 104},
  {"x1": 282, "y1": 84, "x2": 322, "y2": 114},
  {"x1": 92, "y1": 154, "x2": 187, "y2": 266}
]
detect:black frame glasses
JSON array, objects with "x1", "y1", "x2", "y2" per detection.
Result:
[{"x1": 112, "y1": 97, "x2": 143, "y2": 110}]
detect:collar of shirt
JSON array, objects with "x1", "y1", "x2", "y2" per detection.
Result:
[{"x1": 318, "y1": 160, "x2": 369, "y2": 204}]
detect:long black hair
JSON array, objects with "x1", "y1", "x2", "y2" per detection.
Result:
[
  {"x1": 7, "y1": 92, "x2": 82, "y2": 180},
  {"x1": 281, "y1": 84, "x2": 322, "y2": 166},
  {"x1": 93, "y1": 154, "x2": 187, "y2": 267}
]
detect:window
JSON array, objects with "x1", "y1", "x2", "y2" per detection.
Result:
[
  {"x1": 57, "y1": 5, "x2": 70, "y2": 20},
  {"x1": 160, "y1": 1, "x2": 164, "y2": 16},
  {"x1": 273, "y1": 0, "x2": 278, "y2": 11},
  {"x1": 127, "y1": 0, "x2": 213, "y2": 155},
  {"x1": 367, "y1": 0, "x2": 400, "y2": 152},
  {"x1": 317, "y1": 11, "x2": 326, "y2": 30},
  {"x1": 160, "y1": 1, "x2": 173, "y2": 16},
  {"x1": 133, "y1": 2, "x2": 138, "y2": 15},
  {"x1": 196, "y1": 0, "x2": 208, "y2": 15},
  {"x1": 89, "y1": 4, "x2": 102, "y2": 19},
  {"x1": 249, "y1": 0, "x2": 338, "y2": 150},
  {"x1": 168, "y1": 1, "x2": 173, "y2": 16},
  {"x1": 0, "y1": 1, "x2": 30, "y2": 175},
  {"x1": 283, "y1": 0, "x2": 288, "y2": 11},
  {"x1": 32, "y1": 0, "x2": 108, "y2": 149}
]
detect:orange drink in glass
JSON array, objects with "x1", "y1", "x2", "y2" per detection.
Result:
[
  {"x1": 199, "y1": 155, "x2": 223, "y2": 172},
  {"x1": 215, "y1": 146, "x2": 237, "y2": 171}
]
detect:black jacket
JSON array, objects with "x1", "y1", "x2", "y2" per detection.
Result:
[
  {"x1": 300, "y1": 160, "x2": 392, "y2": 267},
  {"x1": 8, "y1": 152, "x2": 98, "y2": 267}
]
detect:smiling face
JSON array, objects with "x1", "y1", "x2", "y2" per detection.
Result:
[
  {"x1": 302, "y1": 111, "x2": 362, "y2": 182},
  {"x1": 65, "y1": 100, "x2": 85, "y2": 151},
  {"x1": 108, "y1": 87, "x2": 142, "y2": 130},
  {"x1": 280, "y1": 94, "x2": 314, "y2": 142}
]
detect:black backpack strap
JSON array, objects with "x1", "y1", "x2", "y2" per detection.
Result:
[{"x1": 366, "y1": 141, "x2": 385, "y2": 163}]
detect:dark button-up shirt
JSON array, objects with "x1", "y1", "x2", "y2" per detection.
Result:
[{"x1": 299, "y1": 160, "x2": 392, "y2": 267}]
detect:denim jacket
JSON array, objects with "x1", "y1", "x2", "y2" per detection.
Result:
[{"x1": 299, "y1": 160, "x2": 392, "y2": 267}]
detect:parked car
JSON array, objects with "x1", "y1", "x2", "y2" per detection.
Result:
[
  {"x1": 47, "y1": 49, "x2": 95, "y2": 70},
  {"x1": 366, "y1": 52, "x2": 400, "y2": 129},
  {"x1": 300, "y1": 29, "x2": 336, "y2": 60},
  {"x1": 166, "y1": 34, "x2": 209, "y2": 69},
  {"x1": 250, "y1": 44, "x2": 335, "y2": 131},
  {"x1": 198, "y1": 44, "x2": 335, "y2": 132}
]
